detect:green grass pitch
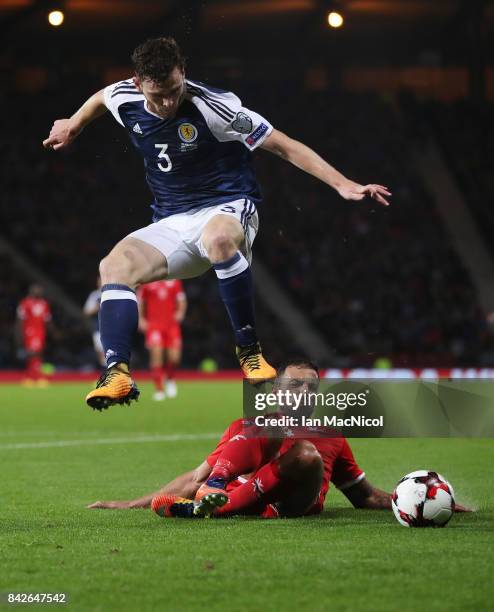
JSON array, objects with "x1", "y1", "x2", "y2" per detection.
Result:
[{"x1": 1, "y1": 381, "x2": 493, "y2": 611}]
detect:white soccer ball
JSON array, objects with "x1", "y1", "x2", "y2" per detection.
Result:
[{"x1": 391, "y1": 470, "x2": 455, "y2": 528}]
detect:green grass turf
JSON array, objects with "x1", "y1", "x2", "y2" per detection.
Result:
[{"x1": 0, "y1": 382, "x2": 493, "y2": 611}]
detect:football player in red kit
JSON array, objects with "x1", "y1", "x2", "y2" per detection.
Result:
[
  {"x1": 88, "y1": 359, "x2": 393, "y2": 517},
  {"x1": 88, "y1": 358, "x2": 471, "y2": 517},
  {"x1": 16, "y1": 284, "x2": 52, "y2": 384},
  {"x1": 138, "y1": 280, "x2": 187, "y2": 400}
]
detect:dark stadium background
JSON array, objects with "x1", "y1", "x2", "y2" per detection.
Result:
[{"x1": 2, "y1": 0, "x2": 494, "y2": 373}]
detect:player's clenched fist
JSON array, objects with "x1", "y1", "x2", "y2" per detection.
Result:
[{"x1": 42, "y1": 119, "x2": 81, "y2": 150}]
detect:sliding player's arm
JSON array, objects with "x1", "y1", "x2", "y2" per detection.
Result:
[
  {"x1": 453, "y1": 503, "x2": 473, "y2": 513},
  {"x1": 87, "y1": 460, "x2": 212, "y2": 510},
  {"x1": 260, "y1": 128, "x2": 391, "y2": 206},
  {"x1": 342, "y1": 477, "x2": 473, "y2": 512},
  {"x1": 87, "y1": 419, "x2": 243, "y2": 510},
  {"x1": 342, "y1": 477, "x2": 392, "y2": 510},
  {"x1": 42, "y1": 89, "x2": 108, "y2": 151}
]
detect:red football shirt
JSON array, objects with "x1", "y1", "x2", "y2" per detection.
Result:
[
  {"x1": 138, "y1": 280, "x2": 185, "y2": 329},
  {"x1": 207, "y1": 417, "x2": 364, "y2": 510},
  {"x1": 17, "y1": 297, "x2": 51, "y2": 338}
]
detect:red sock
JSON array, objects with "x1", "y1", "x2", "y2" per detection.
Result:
[
  {"x1": 215, "y1": 460, "x2": 283, "y2": 516},
  {"x1": 151, "y1": 366, "x2": 164, "y2": 391},
  {"x1": 165, "y1": 361, "x2": 176, "y2": 380},
  {"x1": 209, "y1": 436, "x2": 281, "y2": 482},
  {"x1": 27, "y1": 356, "x2": 41, "y2": 379}
]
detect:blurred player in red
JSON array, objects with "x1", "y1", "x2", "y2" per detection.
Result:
[
  {"x1": 138, "y1": 280, "x2": 187, "y2": 401},
  {"x1": 16, "y1": 284, "x2": 52, "y2": 385}
]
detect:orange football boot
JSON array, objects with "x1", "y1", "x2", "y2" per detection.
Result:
[
  {"x1": 236, "y1": 342, "x2": 276, "y2": 382},
  {"x1": 195, "y1": 482, "x2": 228, "y2": 502},
  {"x1": 86, "y1": 363, "x2": 139, "y2": 411},
  {"x1": 151, "y1": 492, "x2": 228, "y2": 518}
]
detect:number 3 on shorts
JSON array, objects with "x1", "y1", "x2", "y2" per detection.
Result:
[{"x1": 155, "y1": 143, "x2": 172, "y2": 173}]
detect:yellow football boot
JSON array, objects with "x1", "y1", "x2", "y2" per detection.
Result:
[
  {"x1": 236, "y1": 342, "x2": 276, "y2": 382},
  {"x1": 85, "y1": 363, "x2": 139, "y2": 411}
]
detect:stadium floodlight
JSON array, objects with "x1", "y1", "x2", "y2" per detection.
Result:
[
  {"x1": 48, "y1": 9, "x2": 64, "y2": 27},
  {"x1": 327, "y1": 11, "x2": 344, "y2": 28}
]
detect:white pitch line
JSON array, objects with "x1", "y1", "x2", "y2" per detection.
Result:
[{"x1": 0, "y1": 432, "x2": 221, "y2": 450}]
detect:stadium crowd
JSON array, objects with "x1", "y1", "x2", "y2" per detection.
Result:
[
  {"x1": 421, "y1": 98, "x2": 494, "y2": 261},
  {"x1": 256, "y1": 90, "x2": 490, "y2": 367},
  {"x1": 2, "y1": 74, "x2": 492, "y2": 370}
]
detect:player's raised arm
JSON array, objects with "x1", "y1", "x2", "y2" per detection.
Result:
[
  {"x1": 260, "y1": 128, "x2": 391, "y2": 206},
  {"x1": 42, "y1": 89, "x2": 107, "y2": 150}
]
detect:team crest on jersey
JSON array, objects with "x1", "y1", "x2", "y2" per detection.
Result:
[{"x1": 178, "y1": 123, "x2": 198, "y2": 143}]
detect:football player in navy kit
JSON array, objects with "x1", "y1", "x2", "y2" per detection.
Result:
[{"x1": 43, "y1": 37, "x2": 391, "y2": 410}]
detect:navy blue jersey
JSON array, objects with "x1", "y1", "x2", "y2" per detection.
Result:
[{"x1": 103, "y1": 78, "x2": 273, "y2": 220}]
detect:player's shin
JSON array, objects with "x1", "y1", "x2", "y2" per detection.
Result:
[
  {"x1": 99, "y1": 284, "x2": 138, "y2": 368},
  {"x1": 213, "y1": 252, "x2": 257, "y2": 347},
  {"x1": 86, "y1": 284, "x2": 140, "y2": 409},
  {"x1": 213, "y1": 252, "x2": 276, "y2": 379}
]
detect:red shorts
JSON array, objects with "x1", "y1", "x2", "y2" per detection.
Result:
[
  {"x1": 145, "y1": 325, "x2": 182, "y2": 350},
  {"x1": 24, "y1": 334, "x2": 45, "y2": 353}
]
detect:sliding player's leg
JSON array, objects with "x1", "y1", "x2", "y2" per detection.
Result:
[
  {"x1": 200, "y1": 211, "x2": 276, "y2": 381},
  {"x1": 215, "y1": 440, "x2": 324, "y2": 517},
  {"x1": 159, "y1": 440, "x2": 323, "y2": 519},
  {"x1": 86, "y1": 237, "x2": 168, "y2": 410},
  {"x1": 89, "y1": 460, "x2": 213, "y2": 510},
  {"x1": 152, "y1": 492, "x2": 229, "y2": 518},
  {"x1": 195, "y1": 433, "x2": 284, "y2": 500}
]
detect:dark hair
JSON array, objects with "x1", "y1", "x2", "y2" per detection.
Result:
[
  {"x1": 276, "y1": 357, "x2": 320, "y2": 378},
  {"x1": 131, "y1": 37, "x2": 185, "y2": 82}
]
